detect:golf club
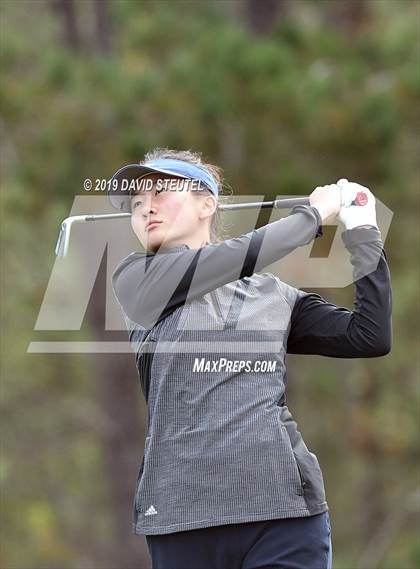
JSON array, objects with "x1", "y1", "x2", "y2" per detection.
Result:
[{"x1": 55, "y1": 192, "x2": 367, "y2": 259}]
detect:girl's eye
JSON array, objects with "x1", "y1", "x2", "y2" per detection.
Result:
[{"x1": 132, "y1": 188, "x2": 163, "y2": 209}]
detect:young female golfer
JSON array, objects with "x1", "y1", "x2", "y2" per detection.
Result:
[{"x1": 109, "y1": 149, "x2": 392, "y2": 569}]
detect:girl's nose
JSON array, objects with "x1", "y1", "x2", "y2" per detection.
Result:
[{"x1": 140, "y1": 193, "x2": 156, "y2": 213}]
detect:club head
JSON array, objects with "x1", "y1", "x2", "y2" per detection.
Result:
[
  {"x1": 54, "y1": 215, "x2": 91, "y2": 259},
  {"x1": 55, "y1": 220, "x2": 70, "y2": 259},
  {"x1": 55, "y1": 213, "x2": 132, "y2": 258}
]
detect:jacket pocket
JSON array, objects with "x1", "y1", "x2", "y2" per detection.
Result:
[
  {"x1": 277, "y1": 419, "x2": 305, "y2": 496},
  {"x1": 292, "y1": 448, "x2": 327, "y2": 508},
  {"x1": 293, "y1": 451, "x2": 307, "y2": 491},
  {"x1": 278, "y1": 407, "x2": 328, "y2": 509}
]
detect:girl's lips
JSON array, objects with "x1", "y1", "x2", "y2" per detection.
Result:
[{"x1": 146, "y1": 221, "x2": 162, "y2": 231}]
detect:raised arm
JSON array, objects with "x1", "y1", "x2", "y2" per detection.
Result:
[
  {"x1": 286, "y1": 226, "x2": 392, "y2": 358},
  {"x1": 112, "y1": 204, "x2": 323, "y2": 329}
]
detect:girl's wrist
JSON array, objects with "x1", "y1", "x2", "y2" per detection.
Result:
[{"x1": 310, "y1": 204, "x2": 330, "y2": 224}]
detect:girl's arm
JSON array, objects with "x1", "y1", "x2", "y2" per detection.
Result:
[
  {"x1": 112, "y1": 205, "x2": 323, "y2": 328},
  {"x1": 286, "y1": 227, "x2": 392, "y2": 358}
]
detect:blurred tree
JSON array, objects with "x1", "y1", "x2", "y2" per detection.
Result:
[
  {"x1": 325, "y1": 0, "x2": 369, "y2": 33},
  {"x1": 93, "y1": 0, "x2": 111, "y2": 54},
  {"x1": 245, "y1": 0, "x2": 289, "y2": 35},
  {"x1": 50, "y1": 0, "x2": 81, "y2": 52},
  {"x1": 86, "y1": 253, "x2": 149, "y2": 567}
]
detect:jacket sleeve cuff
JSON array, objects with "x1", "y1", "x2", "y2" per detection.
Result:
[
  {"x1": 289, "y1": 204, "x2": 323, "y2": 239},
  {"x1": 341, "y1": 226, "x2": 383, "y2": 248},
  {"x1": 309, "y1": 206, "x2": 323, "y2": 238}
]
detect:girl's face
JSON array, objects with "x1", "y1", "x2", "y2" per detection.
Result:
[{"x1": 130, "y1": 173, "x2": 214, "y2": 252}]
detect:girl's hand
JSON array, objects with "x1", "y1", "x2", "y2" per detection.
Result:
[
  {"x1": 336, "y1": 179, "x2": 379, "y2": 230},
  {"x1": 309, "y1": 184, "x2": 342, "y2": 223}
]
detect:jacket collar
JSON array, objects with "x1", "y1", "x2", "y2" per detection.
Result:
[{"x1": 155, "y1": 243, "x2": 191, "y2": 254}]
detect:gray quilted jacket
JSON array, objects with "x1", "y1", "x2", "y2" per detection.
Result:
[{"x1": 112, "y1": 205, "x2": 392, "y2": 535}]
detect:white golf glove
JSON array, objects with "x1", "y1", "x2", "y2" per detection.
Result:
[{"x1": 336, "y1": 178, "x2": 378, "y2": 230}]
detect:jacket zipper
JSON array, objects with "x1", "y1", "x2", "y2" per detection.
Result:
[
  {"x1": 137, "y1": 338, "x2": 156, "y2": 402},
  {"x1": 135, "y1": 435, "x2": 152, "y2": 513},
  {"x1": 210, "y1": 289, "x2": 224, "y2": 324},
  {"x1": 134, "y1": 344, "x2": 155, "y2": 515},
  {"x1": 134, "y1": 457, "x2": 145, "y2": 513}
]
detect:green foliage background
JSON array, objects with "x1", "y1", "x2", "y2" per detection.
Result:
[{"x1": 1, "y1": 1, "x2": 419, "y2": 568}]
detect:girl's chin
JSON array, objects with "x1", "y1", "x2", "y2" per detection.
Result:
[
  {"x1": 140, "y1": 236, "x2": 166, "y2": 252},
  {"x1": 138, "y1": 231, "x2": 179, "y2": 251}
]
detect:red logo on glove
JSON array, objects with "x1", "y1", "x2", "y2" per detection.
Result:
[{"x1": 354, "y1": 191, "x2": 368, "y2": 206}]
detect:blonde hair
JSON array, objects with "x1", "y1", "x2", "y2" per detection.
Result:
[{"x1": 141, "y1": 148, "x2": 233, "y2": 242}]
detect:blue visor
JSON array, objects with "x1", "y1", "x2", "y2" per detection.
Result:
[{"x1": 108, "y1": 158, "x2": 219, "y2": 211}]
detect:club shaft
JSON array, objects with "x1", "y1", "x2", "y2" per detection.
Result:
[{"x1": 83, "y1": 197, "x2": 311, "y2": 220}]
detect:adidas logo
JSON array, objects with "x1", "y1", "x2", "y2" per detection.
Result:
[{"x1": 145, "y1": 505, "x2": 157, "y2": 516}]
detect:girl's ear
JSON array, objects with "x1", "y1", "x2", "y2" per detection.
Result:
[{"x1": 199, "y1": 194, "x2": 217, "y2": 220}]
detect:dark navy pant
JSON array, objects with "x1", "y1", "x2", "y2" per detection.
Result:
[{"x1": 145, "y1": 511, "x2": 333, "y2": 569}]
